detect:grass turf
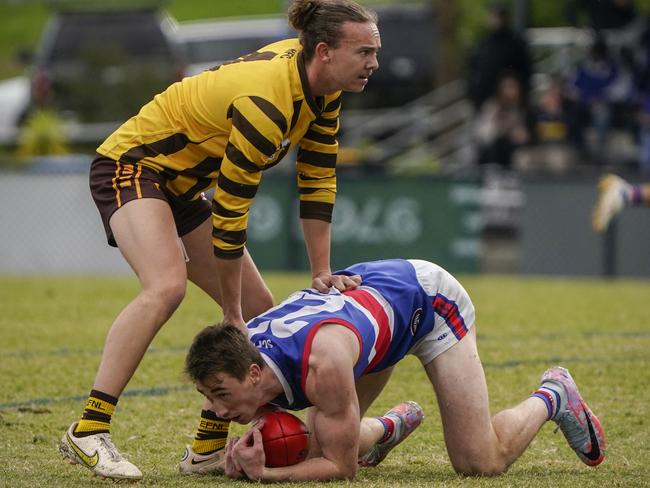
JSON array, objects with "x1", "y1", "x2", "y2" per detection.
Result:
[{"x1": 0, "y1": 272, "x2": 648, "y2": 487}]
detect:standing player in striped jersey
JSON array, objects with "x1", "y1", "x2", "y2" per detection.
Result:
[
  {"x1": 59, "y1": 0, "x2": 380, "y2": 480},
  {"x1": 186, "y1": 259, "x2": 606, "y2": 482}
]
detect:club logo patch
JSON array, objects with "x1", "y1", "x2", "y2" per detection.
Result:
[
  {"x1": 263, "y1": 138, "x2": 291, "y2": 163},
  {"x1": 410, "y1": 308, "x2": 423, "y2": 336}
]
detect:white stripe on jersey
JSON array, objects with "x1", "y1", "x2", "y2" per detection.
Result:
[
  {"x1": 341, "y1": 286, "x2": 395, "y2": 366},
  {"x1": 260, "y1": 352, "x2": 294, "y2": 406}
]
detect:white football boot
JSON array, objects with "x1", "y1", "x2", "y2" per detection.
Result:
[
  {"x1": 178, "y1": 445, "x2": 225, "y2": 475},
  {"x1": 59, "y1": 422, "x2": 142, "y2": 480}
]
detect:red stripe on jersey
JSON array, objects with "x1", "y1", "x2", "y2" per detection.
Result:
[
  {"x1": 432, "y1": 294, "x2": 467, "y2": 340},
  {"x1": 300, "y1": 319, "x2": 362, "y2": 394},
  {"x1": 343, "y1": 288, "x2": 392, "y2": 372}
]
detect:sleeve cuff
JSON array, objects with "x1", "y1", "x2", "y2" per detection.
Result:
[
  {"x1": 213, "y1": 247, "x2": 245, "y2": 259},
  {"x1": 300, "y1": 201, "x2": 333, "y2": 222}
]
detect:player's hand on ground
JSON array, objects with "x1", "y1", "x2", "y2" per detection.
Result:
[
  {"x1": 224, "y1": 436, "x2": 245, "y2": 479},
  {"x1": 231, "y1": 428, "x2": 265, "y2": 480},
  {"x1": 312, "y1": 272, "x2": 361, "y2": 293}
]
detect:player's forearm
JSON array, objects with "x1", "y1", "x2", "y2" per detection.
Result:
[
  {"x1": 257, "y1": 456, "x2": 357, "y2": 482},
  {"x1": 214, "y1": 255, "x2": 244, "y2": 326},
  {"x1": 301, "y1": 219, "x2": 332, "y2": 277}
]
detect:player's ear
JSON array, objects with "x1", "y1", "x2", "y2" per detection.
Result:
[
  {"x1": 249, "y1": 363, "x2": 262, "y2": 385},
  {"x1": 314, "y1": 42, "x2": 331, "y2": 63}
]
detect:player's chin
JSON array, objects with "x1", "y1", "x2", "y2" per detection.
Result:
[
  {"x1": 230, "y1": 414, "x2": 249, "y2": 425},
  {"x1": 345, "y1": 79, "x2": 369, "y2": 93}
]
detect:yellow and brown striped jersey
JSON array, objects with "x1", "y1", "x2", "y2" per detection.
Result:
[{"x1": 97, "y1": 38, "x2": 341, "y2": 259}]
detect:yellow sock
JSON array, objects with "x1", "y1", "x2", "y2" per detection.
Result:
[
  {"x1": 191, "y1": 410, "x2": 230, "y2": 454},
  {"x1": 73, "y1": 389, "x2": 117, "y2": 437}
]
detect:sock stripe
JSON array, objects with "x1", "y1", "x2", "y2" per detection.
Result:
[
  {"x1": 548, "y1": 387, "x2": 562, "y2": 415},
  {"x1": 532, "y1": 385, "x2": 563, "y2": 420},
  {"x1": 195, "y1": 430, "x2": 229, "y2": 440},
  {"x1": 192, "y1": 438, "x2": 227, "y2": 454},
  {"x1": 74, "y1": 420, "x2": 111, "y2": 434},
  {"x1": 74, "y1": 390, "x2": 118, "y2": 437},
  {"x1": 192, "y1": 410, "x2": 231, "y2": 454},
  {"x1": 89, "y1": 389, "x2": 119, "y2": 405},
  {"x1": 532, "y1": 391, "x2": 554, "y2": 420},
  {"x1": 198, "y1": 419, "x2": 230, "y2": 433},
  {"x1": 377, "y1": 416, "x2": 395, "y2": 444}
]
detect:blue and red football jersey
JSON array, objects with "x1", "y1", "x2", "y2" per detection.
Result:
[{"x1": 246, "y1": 259, "x2": 469, "y2": 410}]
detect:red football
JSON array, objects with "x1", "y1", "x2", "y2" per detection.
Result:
[{"x1": 259, "y1": 411, "x2": 310, "y2": 467}]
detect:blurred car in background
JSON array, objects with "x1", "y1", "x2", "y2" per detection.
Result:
[
  {"x1": 177, "y1": 15, "x2": 292, "y2": 76},
  {"x1": 20, "y1": 5, "x2": 186, "y2": 126}
]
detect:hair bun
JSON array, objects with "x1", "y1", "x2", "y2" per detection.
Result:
[{"x1": 288, "y1": 0, "x2": 321, "y2": 31}]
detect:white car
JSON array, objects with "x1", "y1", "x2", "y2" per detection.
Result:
[{"x1": 176, "y1": 15, "x2": 293, "y2": 76}]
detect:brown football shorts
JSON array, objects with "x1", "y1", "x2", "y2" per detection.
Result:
[{"x1": 89, "y1": 154, "x2": 211, "y2": 247}]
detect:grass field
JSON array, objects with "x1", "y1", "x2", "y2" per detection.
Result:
[{"x1": 1, "y1": 272, "x2": 649, "y2": 487}]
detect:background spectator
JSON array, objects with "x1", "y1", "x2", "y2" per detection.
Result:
[
  {"x1": 466, "y1": 3, "x2": 532, "y2": 111},
  {"x1": 566, "y1": 37, "x2": 619, "y2": 162},
  {"x1": 474, "y1": 74, "x2": 531, "y2": 169},
  {"x1": 516, "y1": 78, "x2": 578, "y2": 173}
]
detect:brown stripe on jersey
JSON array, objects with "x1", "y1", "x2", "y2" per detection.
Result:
[
  {"x1": 212, "y1": 227, "x2": 247, "y2": 246},
  {"x1": 212, "y1": 200, "x2": 244, "y2": 218},
  {"x1": 303, "y1": 128, "x2": 336, "y2": 145},
  {"x1": 159, "y1": 167, "x2": 179, "y2": 181},
  {"x1": 177, "y1": 156, "x2": 222, "y2": 200},
  {"x1": 314, "y1": 117, "x2": 338, "y2": 128},
  {"x1": 226, "y1": 143, "x2": 262, "y2": 173},
  {"x1": 119, "y1": 133, "x2": 192, "y2": 164},
  {"x1": 298, "y1": 173, "x2": 334, "y2": 182},
  {"x1": 297, "y1": 52, "x2": 322, "y2": 116},
  {"x1": 289, "y1": 100, "x2": 302, "y2": 131},
  {"x1": 241, "y1": 51, "x2": 277, "y2": 62},
  {"x1": 229, "y1": 104, "x2": 277, "y2": 156},
  {"x1": 211, "y1": 50, "x2": 277, "y2": 71},
  {"x1": 297, "y1": 149, "x2": 337, "y2": 167},
  {"x1": 250, "y1": 96, "x2": 287, "y2": 134},
  {"x1": 218, "y1": 173, "x2": 259, "y2": 199},
  {"x1": 324, "y1": 96, "x2": 342, "y2": 113},
  {"x1": 300, "y1": 201, "x2": 334, "y2": 222}
]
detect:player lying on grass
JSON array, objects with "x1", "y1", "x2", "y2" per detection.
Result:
[{"x1": 185, "y1": 258, "x2": 606, "y2": 482}]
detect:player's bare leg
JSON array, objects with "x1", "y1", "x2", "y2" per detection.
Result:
[
  {"x1": 424, "y1": 326, "x2": 547, "y2": 475},
  {"x1": 95, "y1": 198, "x2": 188, "y2": 397},
  {"x1": 182, "y1": 217, "x2": 273, "y2": 321},
  {"x1": 180, "y1": 217, "x2": 273, "y2": 474},
  {"x1": 355, "y1": 367, "x2": 394, "y2": 416},
  {"x1": 61, "y1": 198, "x2": 188, "y2": 480},
  {"x1": 305, "y1": 367, "x2": 424, "y2": 467}
]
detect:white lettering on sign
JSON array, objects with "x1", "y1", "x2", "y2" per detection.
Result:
[{"x1": 331, "y1": 196, "x2": 422, "y2": 244}]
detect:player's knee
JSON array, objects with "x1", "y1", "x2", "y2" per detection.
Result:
[
  {"x1": 145, "y1": 279, "x2": 187, "y2": 312},
  {"x1": 450, "y1": 452, "x2": 508, "y2": 477}
]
